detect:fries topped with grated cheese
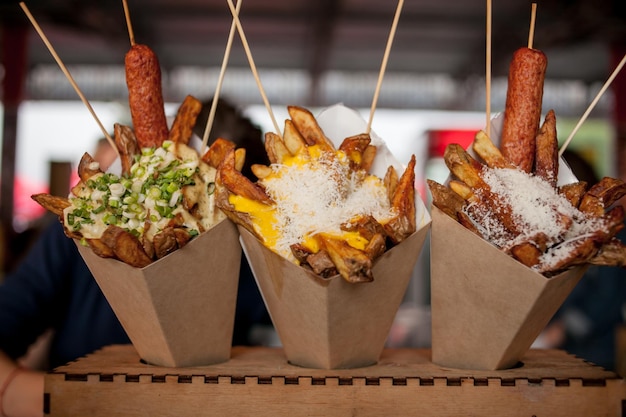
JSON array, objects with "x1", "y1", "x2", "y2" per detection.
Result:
[{"x1": 216, "y1": 105, "x2": 419, "y2": 283}]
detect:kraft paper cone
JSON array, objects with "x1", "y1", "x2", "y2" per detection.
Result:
[
  {"x1": 430, "y1": 206, "x2": 587, "y2": 370},
  {"x1": 76, "y1": 219, "x2": 241, "y2": 367},
  {"x1": 240, "y1": 224, "x2": 430, "y2": 369}
]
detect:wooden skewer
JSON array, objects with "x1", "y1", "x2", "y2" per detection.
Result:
[
  {"x1": 559, "y1": 53, "x2": 626, "y2": 156},
  {"x1": 485, "y1": 0, "x2": 492, "y2": 138},
  {"x1": 201, "y1": 0, "x2": 242, "y2": 154},
  {"x1": 19, "y1": 2, "x2": 119, "y2": 156},
  {"x1": 225, "y1": 0, "x2": 281, "y2": 138},
  {"x1": 528, "y1": 3, "x2": 537, "y2": 49},
  {"x1": 122, "y1": 0, "x2": 136, "y2": 47},
  {"x1": 367, "y1": 0, "x2": 404, "y2": 135}
]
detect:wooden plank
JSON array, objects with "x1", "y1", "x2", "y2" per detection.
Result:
[{"x1": 45, "y1": 345, "x2": 626, "y2": 417}]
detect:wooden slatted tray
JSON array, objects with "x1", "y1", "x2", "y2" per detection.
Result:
[{"x1": 44, "y1": 345, "x2": 626, "y2": 417}]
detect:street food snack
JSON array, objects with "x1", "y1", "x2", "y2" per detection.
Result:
[
  {"x1": 32, "y1": 95, "x2": 235, "y2": 267},
  {"x1": 215, "y1": 105, "x2": 418, "y2": 283}
]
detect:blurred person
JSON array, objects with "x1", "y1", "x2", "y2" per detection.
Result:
[
  {"x1": 536, "y1": 150, "x2": 626, "y2": 372},
  {"x1": 0, "y1": 97, "x2": 272, "y2": 417}
]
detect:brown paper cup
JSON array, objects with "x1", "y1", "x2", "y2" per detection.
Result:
[
  {"x1": 76, "y1": 219, "x2": 241, "y2": 367},
  {"x1": 430, "y1": 206, "x2": 587, "y2": 370},
  {"x1": 239, "y1": 223, "x2": 430, "y2": 369}
]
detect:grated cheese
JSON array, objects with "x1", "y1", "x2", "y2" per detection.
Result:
[
  {"x1": 256, "y1": 147, "x2": 394, "y2": 260},
  {"x1": 464, "y1": 166, "x2": 606, "y2": 272}
]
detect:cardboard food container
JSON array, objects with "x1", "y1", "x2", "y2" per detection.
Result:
[
  {"x1": 430, "y1": 114, "x2": 587, "y2": 370},
  {"x1": 239, "y1": 104, "x2": 431, "y2": 369},
  {"x1": 76, "y1": 218, "x2": 241, "y2": 368}
]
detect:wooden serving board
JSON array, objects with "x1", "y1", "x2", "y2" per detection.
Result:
[{"x1": 44, "y1": 345, "x2": 625, "y2": 417}]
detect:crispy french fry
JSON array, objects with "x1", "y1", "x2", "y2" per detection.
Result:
[
  {"x1": 472, "y1": 130, "x2": 513, "y2": 169},
  {"x1": 264, "y1": 131, "x2": 291, "y2": 164},
  {"x1": 579, "y1": 177, "x2": 626, "y2": 217},
  {"x1": 534, "y1": 109, "x2": 559, "y2": 188},
  {"x1": 384, "y1": 166, "x2": 398, "y2": 201},
  {"x1": 287, "y1": 105, "x2": 335, "y2": 152},
  {"x1": 361, "y1": 145, "x2": 377, "y2": 173},
  {"x1": 339, "y1": 133, "x2": 371, "y2": 171},
  {"x1": 114, "y1": 123, "x2": 140, "y2": 176},
  {"x1": 168, "y1": 95, "x2": 203, "y2": 145},
  {"x1": 558, "y1": 181, "x2": 588, "y2": 209},
  {"x1": 201, "y1": 137, "x2": 236, "y2": 169},
  {"x1": 235, "y1": 148, "x2": 246, "y2": 172},
  {"x1": 341, "y1": 214, "x2": 386, "y2": 241},
  {"x1": 427, "y1": 179, "x2": 464, "y2": 219},
  {"x1": 315, "y1": 234, "x2": 373, "y2": 283},
  {"x1": 31, "y1": 194, "x2": 70, "y2": 217},
  {"x1": 77, "y1": 152, "x2": 103, "y2": 182},
  {"x1": 217, "y1": 148, "x2": 273, "y2": 205},
  {"x1": 100, "y1": 225, "x2": 153, "y2": 268},
  {"x1": 305, "y1": 250, "x2": 338, "y2": 278},
  {"x1": 589, "y1": 239, "x2": 626, "y2": 267},
  {"x1": 251, "y1": 164, "x2": 273, "y2": 179},
  {"x1": 383, "y1": 155, "x2": 416, "y2": 244},
  {"x1": 282, "y1": 119, "x2": 306, "y2": 156}
]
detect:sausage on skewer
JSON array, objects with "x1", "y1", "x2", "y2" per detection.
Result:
[
  {"x1": 500, "y1": 47, "x2": 547, "y2": 173},
  {"x1": 125, "y1": 44, "x2": 169, "y2": 149}
]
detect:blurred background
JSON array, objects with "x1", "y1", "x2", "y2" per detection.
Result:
[{"x1": 0, "y1": 0, "x2": 625, "y2": 372}]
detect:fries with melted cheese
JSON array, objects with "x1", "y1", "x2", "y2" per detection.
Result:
[{"x1": 216, "y1": 105, "x2": 417, "y2": 283}]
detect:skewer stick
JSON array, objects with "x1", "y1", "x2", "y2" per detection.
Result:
[
  {"x1": 225, "y1": 0, "x2": 281, "y2": 137},
  {"x1": 367, "y1": 0, "x2": 404, "y2": 135},
  {"x1": 559, "y1": 53, "x2": 626, "y2": 156},
  {"x1": 485, "y1": 0, "x2": 492, "y2": 138},
  {"x1": 201, "y1": 0, "x2": 242, "y2": 154},
  {"x1": 19, "y1": 2, "x2": 118, "y2": 156},
  {"x1": 528, "y1": 3, "x2": 537, "y2": 49},
  {"x1": 122, "y1": 0, "x2": 136, "y2": 46}
]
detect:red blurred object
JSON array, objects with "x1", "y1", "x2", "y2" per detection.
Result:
[
  {"x1": 13, "y1": 176, "x2": 49, "y2": 229},
  {"x1": 428, "y1": 130, "x2": 476, "y2": 157}
]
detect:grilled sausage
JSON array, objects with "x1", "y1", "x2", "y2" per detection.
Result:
[
  {"x1": 500, "y1": 47, "x2": 547, "y2": 173},
  {"x1": 125, "y1": 44, "x2": 169, "y2": 149}
]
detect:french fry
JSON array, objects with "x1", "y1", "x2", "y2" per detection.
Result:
[
  {"x1": 383, "y1": 155, "x2": 416, "y2": 244},
  {"x1": 339, "y1": 133, "x2": 371, "y2": 171},
  {"x1": 264, "y1": 131, "x2": 291, "y2": 164},
  {"x1": 589, "y1": 239, "x2": 626, "y2": 267},
  {"x1": 427, "y1": 179, "x2": 464, "y2": 219},
  {"x1": 114, "y1": 123, "x2": 140, "y2": 176},
  {"x1": 201, "y1": 137, "x2": 236, "y2": 169},
  {"x1": 558, "y1": 181, "x2": 588, "y2": 209},
  {"x1": 315, "y1": 233, "x2": 373, "y2": 283},
  {"x1": 282, "y1": 119, "x2": 306, "y2": 156},
  {"x1": 31, "y1": 193, "x2": 70, "y2": 217},
  {"x1": 287, "y1": 105, "x2": 335, "y2": 152},
  {"x1": 384, "y1": 166, "x2": 399, "y2": 201},
  {"x1": 578, "y1": 177, "x2": 626, "y2": 217},
  {"x1": 168, "y1": 94, "x2": 203, "y2": 145},
  {"x1": 251, "y1": 163, "x2": 272, "y2": 179},
  {"x1": 361, "y1": 145, "x2": 377, "y2": 173},
  {"x1": 100, "y1": 225, "x2": 153, "y2": 268},
  {"x1": 472, "y1": 130, "x2": 513, "y2": 169},
  {"x1": 534, "y1": 109, "x2": 559, "y2": 188},
  {"x1": 217, "y1": 148, "x2": 273, "y2": 205}
]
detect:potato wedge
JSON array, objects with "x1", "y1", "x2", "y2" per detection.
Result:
[
  {"x1": 287, "y1": 105, "x2": 335, "y2": 152},
  {"x1": 534, "y1": 109, "x2": 559, "y2": 188},
  {"x1": 383, "y1": 155, "x2": 416, "y2": 244},
  {"x1": 282, "y1": 119, "x2": 306, "y2": 156},
  {"x1": 264, "y1": 132, "x2": 291, "y2": 164},
  {"x1": 315, "y1": 233, "x2": 373, "y2": 283},
  {"x1": 114, "y1": 123, "x2": 140, "y2": 176},
  {"x1": 100, "y1": 225, "x2": 153, "y2": 268},
  {"x1": 168, "y1": 95, "x2": 203, "y2": 145},
  {"x1": 31, "y1": 194, "x2": 71, "y2": 217},
  {"x1": 201, "y1": 137, "x2": 236, "y2": 169},
  {"x1": 472, "y1": 130, "x2": 513, "y2": 169}
]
